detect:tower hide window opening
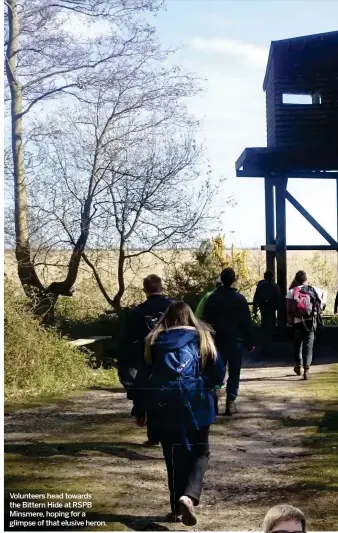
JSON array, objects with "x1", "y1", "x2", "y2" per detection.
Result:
[{"x1": 282, "y1": 93, "x2": 322, "y2": 104}]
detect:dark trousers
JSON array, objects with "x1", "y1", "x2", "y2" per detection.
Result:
[
  {"x1": 293, "y1": 322, "x2": 315, "y2": 369},
  {"x1": 147, "y1": 421, "x2": 160, "y2": 443},
  {"x1": 260, "y1": 308, "x2": 276, "y2": 354},
  {"x1": 217, "y1": 343, "x2": 244, "y2": 401},
  {"x1": 160, "y1": 426, "x2": 210, "y2": 514}
]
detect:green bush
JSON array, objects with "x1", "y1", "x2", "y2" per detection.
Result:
[
  {"x1": 165, "y1": 236, "x2": 256, "y2": 310},
  {"x1": 55, "y1": 287, "x2": 105, "y2": 322},
  {"x1": 4, "y1": 281, "x2": 99, "y2": 402},
  {"x1": 322, "y1": 314, "x2": 338, "y2": 326}
]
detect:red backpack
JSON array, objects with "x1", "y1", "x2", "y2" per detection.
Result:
[{"x1": 292, "y1": 285, "x2": 319, "y2": 319}]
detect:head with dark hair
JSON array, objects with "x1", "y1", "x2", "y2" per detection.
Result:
[
  {"x1": 295, "y1": 270, "x2": 307, "y2": 286},
  {"x1": 220, "y1": 267, "x2": 236, "y2": 287},
  {"x1": 289, "y1": 270, "x2": 308, "y2": 290},
  {"x1": 264, "y1": 271, "x2": 274, "y2": 282},
  {"x1": 143, "y1": 274, "x2": 162, "y2": 296}
]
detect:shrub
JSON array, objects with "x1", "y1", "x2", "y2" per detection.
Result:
[
  {"x1": 165, "y1": 235, "x2": 255, "y2": 309},
  {"x1": 322, "y1": 314, "x2": 338, "y2": 326},
  {"x1": 4, "y1": 281, "x2": 96, "y2": 402},
  {"x1": 55, "y1": 284, "x2": 105, "y2": 322},
  {"x1": 309, "y1": 252, "x2": 337, "y2": 293}
]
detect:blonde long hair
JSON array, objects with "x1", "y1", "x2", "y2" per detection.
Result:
[{"x1": 145, "y1": 300, "x2": 217, "y2": 366}]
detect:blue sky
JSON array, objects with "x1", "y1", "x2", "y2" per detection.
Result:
[{"x1": 152, "y1": 1, "x2": 338, "y2": 247}]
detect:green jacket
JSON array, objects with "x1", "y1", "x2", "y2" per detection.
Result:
[{"x1": 195, "y1": 289, "x2": 215, "y2": 319}]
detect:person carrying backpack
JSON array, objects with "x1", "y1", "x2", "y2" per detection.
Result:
[
  {"x1": 286, "y1": 270, "x2": 327, "y2": 380},
  {"x1": 118, "y1": 274, "x2": 171, "y2": 445},
  {"x1": 131, "y1": 301, "x2": 225, "y2": 526}
]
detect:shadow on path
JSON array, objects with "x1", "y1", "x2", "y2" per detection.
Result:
[{"x1": 4, "y1": 441, "x2": 162, "y2": 461}]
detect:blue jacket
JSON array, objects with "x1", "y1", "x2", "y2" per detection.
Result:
[{"x1": 131, "y1": 327, "x2": 225, "y2": 432}]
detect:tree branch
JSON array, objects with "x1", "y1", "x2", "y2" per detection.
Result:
[
  {"x1": 22, "y1": 32, "x2": 138, "y2": 92},
  {"x1": 81, "y1": 252, "x2": 115, "y2": 307},
  {"x1": 21, "y1": 83, "x2": 79, "y2": 116}
]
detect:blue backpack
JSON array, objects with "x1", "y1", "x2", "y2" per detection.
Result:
[{"x1": 145, "y1": 340, "x2": 211, "y2": 429}]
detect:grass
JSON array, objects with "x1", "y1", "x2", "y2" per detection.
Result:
[
  {"x1": 4, "y1": 281, "x2": 119, "y2": 404},
  {"x1": 278, "y1": 364, "x2": 338, "y2": 530},
  {"x1": 301, "y1": 363, "x2": 338, "y2": 402}
]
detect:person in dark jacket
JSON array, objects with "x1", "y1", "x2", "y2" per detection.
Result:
[
  {"x1": 204, "y1": 267, "x2": 253, "y2": 416},
  {"x1": 334, "y1": 291, "x2": 338, "y2": 314},
  {"x1": 132, "y1": 301, "x2": 225, "y2": 526},
  {"x1": 118, "y1": 274, "x2": 171, "y2": 445},
  {"x1": 253, "y1": 271, "x2": 281, "y2": 356}
]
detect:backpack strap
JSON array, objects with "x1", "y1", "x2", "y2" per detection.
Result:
[{"x1": 304, "y1": 286, "x2": 323, "y2": 331}]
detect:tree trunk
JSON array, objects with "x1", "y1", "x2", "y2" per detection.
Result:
[
  {"x1": 6, "y1": 0, "x2": 43, "y2": 295},
  {"x1": 5, "y1": 2, "x2": 97, "y2": 321},
  {"x1": 113, "y1": 241, "x2": 126, "y2": 311}
]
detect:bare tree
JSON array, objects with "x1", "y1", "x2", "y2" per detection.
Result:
[
  {"x1": 4, "y1": 0, "x2": 186, "y2": 319},
  {"x1": 28, "y1": 52, "x2": 214, "y2": 310},
  {"x1": 85, "y1": 131, "x2": 216, "y2": 310}
]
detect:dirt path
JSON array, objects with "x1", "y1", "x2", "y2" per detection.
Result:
[{"x1": 5, "y1": 361, "x2": 338, "y2": 531}]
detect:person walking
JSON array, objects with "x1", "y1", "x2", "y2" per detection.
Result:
[
  {"x1": 286, "y1": 270, "x2": 326, "y2": 380},
  {"x1": 253, "y1": 271, "x2": 281, "y2": 356},
  {"x1": 204, "y1": 267, "x2": 253, "y2": 416},
  {"x1": 195, "y1": 277, "x2": 222, "y2": 319},
  {"x1": 334, "y1": 291, "x2": 338, "y2": 314},
  {"x1": 118, "y1": 274, "x2": 171, "y2": 445},
  {"x1": 131, "y1": 301, "x2": 225, "y2": 526},
  {"x1": 195, "y1": 278, "x2": 224, "y2": 415}
]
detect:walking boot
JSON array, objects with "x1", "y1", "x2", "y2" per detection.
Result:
[
  {"x1": 303, "y1": 367, "x2": 310, "y2": 380},
  {"x1": 293, "y1": 365, "x2": 301, "y2": 376},
  {"x1": 225, "y1": 399, "x2": 237, "y2": 416},
  {"x1": 178, "y1": 496, "x2": 197, "y2": 526}
]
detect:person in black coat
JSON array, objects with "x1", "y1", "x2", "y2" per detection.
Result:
[
  {"x1": 204, "y1": 267, "x2": 253, "y2": 416},
  {"x1": 118, "y1": 274, "x2": 171, "y2": 444},
  {"x1": 253, "y1": 271, "x2": 281, "y2": 356},
  {"x1": 132, "y1": 301, "x2": 225, "y2": 526},
  {"x1": 334, "y1": 291, "x2": 338, "y2": 314}
]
